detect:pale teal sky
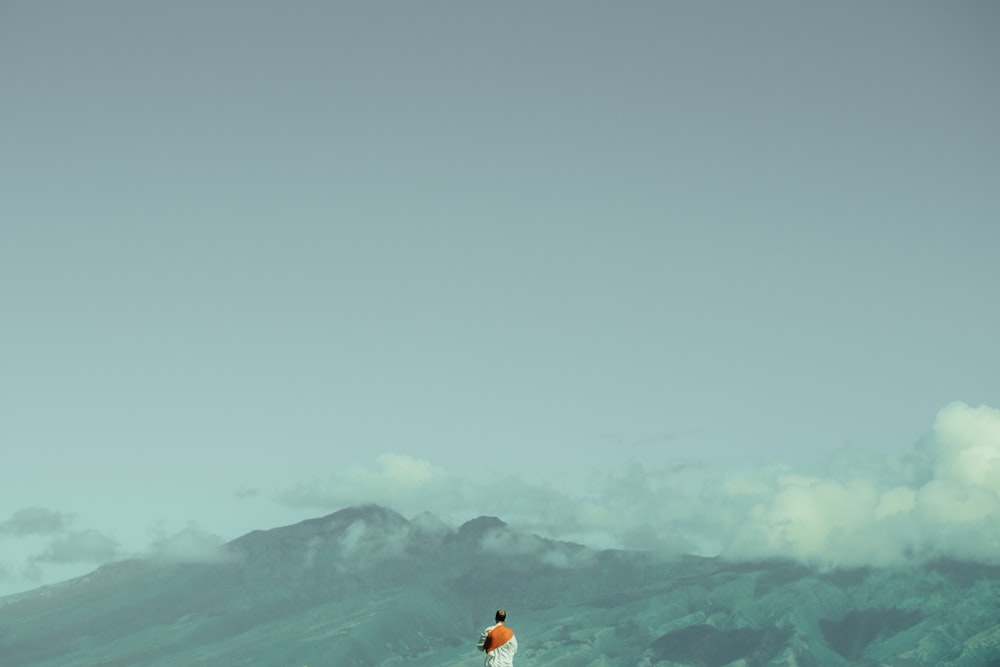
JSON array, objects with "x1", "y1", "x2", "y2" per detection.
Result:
[{"x1": 2, "y1": 2, "x2": 998, "y2": 594}]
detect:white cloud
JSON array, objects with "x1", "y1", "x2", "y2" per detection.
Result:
[
  {"x1": 277, "y1": 402, "x2": 1000, "y2": 569},
  {"x1": 930, "y1": 401, "x2": 1000, "y2": 489},
  {"x1": 281, "y1": 454, "x2": 455, "y2": 510},
  {"x1": 299, "y1": 517, "x2": 415, "y2": 571},
  {"x1": 874, "y1": 487, "x2": 915, "y2": 520},
  {"x1": 706, "y1": 402, "x2": 1000, "y2": 567}
]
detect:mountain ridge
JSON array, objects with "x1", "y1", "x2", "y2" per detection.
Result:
[{"x1": 1, "y1": 504, "x2": 998, "y2": 666}]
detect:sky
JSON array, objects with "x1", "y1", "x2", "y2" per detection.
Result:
[{"x1": 1, "y1": 1, "x2": 999, "y2": 596}]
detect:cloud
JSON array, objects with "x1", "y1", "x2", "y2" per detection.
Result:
[
  {"x1": 282, "y1": 454, "x2": 450, "y2": 508},
  {"x1": 283, "y1": 454, "x2": 589, "y2": 545},
  {"x1": 0, "y1": 508, "x2": 75, "y2": 536},
  {"x1": 147, "y1": 525, "x2": 231, "y2": 564},
  {"x1": 297, "y1": 513, "x2": 436, "y2": 572},
  {"x1": 34, "y1": 530, "x2": 120, "y2": 564},
  {"x1": 931, "y1": 401, "x2": 1000, "y2": 489},
  {"x1": 477, "y1": 526, "x2": 595, "y2": 569},
  {"x1": 279, "y1": 402, "x2": 1000, "y2": 569},
  {"x1": 698, "y1": 401, "x2": 1000, "y2": 567},
  {"x1": 342, "y1": 519, "x2": 410, "y2": 562},
  {"x1": 281, "y1": 451, "x2": 698, "y2": 554},
  {"x1": 0, "y1": 513, "x2": 119, "y2": 596}
]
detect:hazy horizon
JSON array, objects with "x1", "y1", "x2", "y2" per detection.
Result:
[{"x1": 2, "y1": 1, "x2": 998, "y2": 597}]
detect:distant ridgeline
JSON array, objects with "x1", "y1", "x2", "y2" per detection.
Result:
[{"x1": 1, "y1": 504, "x2": 998, "y2": 666}]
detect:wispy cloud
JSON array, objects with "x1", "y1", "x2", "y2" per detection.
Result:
[
  {"x1": 0, "y1": 508, "x2": 75, "y2": 536},
  {"x1": 146, "y1": 525, "x2": 231, "y2": 564},
  {"x1": 0, "y1": 510, "x2": 116, "y2": 595},
  {"x1": 280, "y1": 402, "x2": 1000, "y2": 568},
  {"x1": 281, "y1": 454, "x2": 453, "y2": 509},
  {"x1": 280, "y1": 454, "x2": 587, "y2": 540},
  {"x1": 34, "y1": 530, "x2": 120, "y2": 564},
  {"x1": 477, "y1": 525, "x2": 595, "y2": 569}
]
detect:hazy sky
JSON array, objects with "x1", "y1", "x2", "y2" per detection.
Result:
[{"x1": 2, "y1": 1, "x2": 998, "y2": 595}]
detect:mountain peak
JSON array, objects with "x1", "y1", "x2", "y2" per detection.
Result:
[
  {"x1": 3, "y1": 508, "x2": 998, "y2": 666},
  {"x1": 228, "y1": 504, "x2": 409, "y2": 551},
  {"x1": 308, "y1": 503, "x2": 408, "y2": 529},
  {"x1": 457, "y1": 515, "x2": 507, "y2": 539}
]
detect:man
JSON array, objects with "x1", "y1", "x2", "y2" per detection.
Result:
[{"x1": 477, "y1": 608, "x2": 518, "y2": 666}]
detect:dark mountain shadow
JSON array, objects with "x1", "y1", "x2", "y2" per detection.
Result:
[
  {"x1": 928, "y1": 558, "x2": 1000, "y2": 586},
  {"x1": 819, "y1": 567, "x2": 869, "y2": 588},
  {"x1": 820, "y1": 608, "x2": 923, "y2": 661},
  {"x1": 751, "y1": 562, "x2": 812, "y2": 595},
  {"x1": 650, "y1": 624, "x2": 792, "y2": 667}
]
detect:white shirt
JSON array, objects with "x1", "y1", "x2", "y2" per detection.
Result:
[{"x1": 477, "y1": 622, "x2": 518, "y2": 667}]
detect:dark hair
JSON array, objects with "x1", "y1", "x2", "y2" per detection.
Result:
[{"x1": 495, "y1": 609, "x2": 507, "y2": 623}]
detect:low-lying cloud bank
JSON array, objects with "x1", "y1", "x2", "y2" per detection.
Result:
[{"x1": 283, "y1": 401, "x2": 1000, "y2": 569}]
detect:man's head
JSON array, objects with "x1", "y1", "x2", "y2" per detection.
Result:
[{"x1": 495, "y1": 609, "x2": 507, "y2": 623}]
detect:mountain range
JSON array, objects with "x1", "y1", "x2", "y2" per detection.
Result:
[{"x1": 2, "y1": 504, "x2": 999, "y2": 666}]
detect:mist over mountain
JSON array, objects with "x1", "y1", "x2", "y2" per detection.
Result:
[
  {"x1": 3, "y1": 402, "x2": 998, "y2": 600},
  {"x1": 2, "y1": 504, "x2": 998, "y2": 666},
  {"x1": 273, "y1": 402, "x2": 1000, "y2": 570}
]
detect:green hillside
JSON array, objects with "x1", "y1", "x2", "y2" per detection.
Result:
[{"x1": 1, "y1": 505, "x2": 998, "y2": 666}]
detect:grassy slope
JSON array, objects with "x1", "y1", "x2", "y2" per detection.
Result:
[{"x1": 1, "y1": 506, "x2": 998, "y2": 666}]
